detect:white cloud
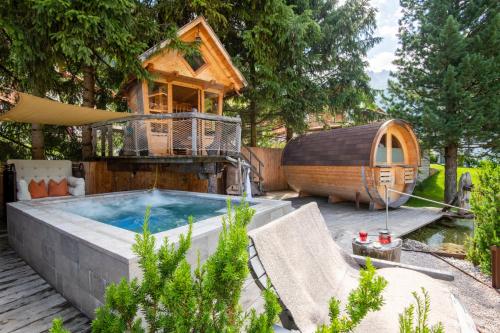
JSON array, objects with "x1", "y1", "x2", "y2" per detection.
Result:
[
  {"x1": 368, "y1": 51, "x2": 396, "y2": 73},
  {"x1": 377, "y1": 25, "x2": 398, "y2": 39}
]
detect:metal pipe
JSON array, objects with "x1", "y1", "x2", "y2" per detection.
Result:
[
  {"x1": 387, "y1": 188, "x2": 473, "y2": 213},
  {"x1": 385, "y1": 185, "x2": 389, "y2": 230}
]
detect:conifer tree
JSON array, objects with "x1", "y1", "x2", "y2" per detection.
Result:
[{"x1": 386, "y1": 0, "x2": 500, "y2": 203}]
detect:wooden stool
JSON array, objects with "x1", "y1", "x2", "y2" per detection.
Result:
[{"x1": 352, "y1": 238, "x2": 402, "y2": 262}]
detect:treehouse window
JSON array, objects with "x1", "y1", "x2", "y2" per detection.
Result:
[
  {"x1": 392, "y1": 136, "x2": 404, "y2": 163},
  {"x1": 376, "y1": 134, "x2": 387, "y2": 163},
  {"x1": 185, "y1": 53, "x2": 206, "y2": 72},
  {"x1": 204, "y1": 92, "x2": 219, "y2": 114},
  {"x1": 148, "y1": 83, "x2": 168, "y2": 113}
]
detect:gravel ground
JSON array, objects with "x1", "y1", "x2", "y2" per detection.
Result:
[{"x1": 401, "y1": 250, "x2": 500, "y2": 333}]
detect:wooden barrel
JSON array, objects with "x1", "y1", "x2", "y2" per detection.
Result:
[{"x1": 282, "y1": 119, "x2": 420, "y2": 209}]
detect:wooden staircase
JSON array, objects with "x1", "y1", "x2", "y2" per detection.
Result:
[{"x1": 240, "y1": 146, "x2": 264, "y2": 195}]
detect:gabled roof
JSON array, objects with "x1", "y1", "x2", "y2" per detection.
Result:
[{"x1": 139, "y1": 16, "x2": 247, "y2": 89}]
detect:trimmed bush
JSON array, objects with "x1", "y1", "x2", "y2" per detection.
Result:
[{"x1": 466, "y1": 161, "x2": 500, "y2": 274}]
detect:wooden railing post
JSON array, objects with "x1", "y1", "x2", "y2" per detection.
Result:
[
  {"x1": 191, "y1": 117, "x2": 197, "y2": 156},
  {"x1": 100, "y1": 127, "x2": 107, "y2": 157},
  {"x1": 107, "y1": 125, "x2": 113, "y2": 157},
  {"x1": 492, "y1": 245, "x2": 499, "y2": 289}
]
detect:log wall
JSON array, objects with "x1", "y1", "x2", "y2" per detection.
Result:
[
  {"x1": 244, "y1": 147, "x2": 288, "y2": 191},
  {"x1": 82, "y1": 161, "x2": 211, "y2": 195}
]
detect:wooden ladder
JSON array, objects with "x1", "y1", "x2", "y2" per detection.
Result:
[{"x1": 240, "y1": 146, "x2": 264, "y2": 194}]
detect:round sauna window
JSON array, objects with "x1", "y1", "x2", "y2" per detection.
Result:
[
  {"x1": 376, "y1": 134, "x2": 387, "y2": 164},
  {"x1": 392, "y1": 136, "x2": 404, "y2": 163}
]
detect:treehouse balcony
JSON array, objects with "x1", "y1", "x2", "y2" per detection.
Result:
[{"x1": 91, "y1": 112, "x2": 241, "y2": 164}]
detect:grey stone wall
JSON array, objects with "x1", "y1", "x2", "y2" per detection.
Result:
[
  {"x1": 7, "y1": 206, "x2": 131, "y2": 318},
  {"x1": 418, "y1": 150, "x2": 430, "y2": 183}
]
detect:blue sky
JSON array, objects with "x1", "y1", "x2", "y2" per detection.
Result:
[{"x1": 361, "y1": 0, "x2": 402, "y2": 73}]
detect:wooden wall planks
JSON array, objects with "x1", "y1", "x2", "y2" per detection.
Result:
[
  {"x1": 82, "y1": 161, "x2": 209, "y2": 195},
  {"x1": 243, "y1": 147, "x2": 288, "y2": 192}
]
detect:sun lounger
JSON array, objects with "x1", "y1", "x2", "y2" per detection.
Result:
[{"x1": 248, "y1": 202, "x2": 477, "y2": 333}]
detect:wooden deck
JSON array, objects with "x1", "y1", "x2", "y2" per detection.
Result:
[
  {"x1": 287, "y1": 196, "x2": 443, "y2": 250},
  {"x1": 0, "y1": 231, "x2": 90, "y2": 333}
]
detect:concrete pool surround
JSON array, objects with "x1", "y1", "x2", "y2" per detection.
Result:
[{"x1": 7, "y1": 190, "x2": 292, "y2": 318}]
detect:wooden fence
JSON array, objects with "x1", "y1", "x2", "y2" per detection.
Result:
[
  {"x1": 243, "y1": 147, "x2": 288, "y2": 192},
  {"x1": 82, "y1": 161, "x2": 214, "y2": 195}
]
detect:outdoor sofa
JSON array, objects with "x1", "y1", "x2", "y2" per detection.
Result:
[
  {"x1": 5, "y1": 159, "x2": 85, "y2": 201},
  {"x1": 248, "y1": 202, "x2": 477, "y2": 333}
]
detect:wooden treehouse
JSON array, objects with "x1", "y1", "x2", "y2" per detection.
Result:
[
  {"x1": 90, "y1": 17, "x2": 264, "y2": 194},
  {"x1": 282, "y1": 120, "x2": 421, "y2": 209}
]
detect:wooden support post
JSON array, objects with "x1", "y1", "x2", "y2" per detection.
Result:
[
  {"x1": 100, "y1": 127, "x2": 107, "y2": 157},
  {"x1": 107, "y1": 126, "x2": 113, "y2": 157},
  {"x1": 355, "y1": 191, "x2": 360, "y2": 210},
  {"x1": 191, "y1": 117, "x2": 197, "y2": 156},
  {"x1": 492, "y1": 246, "x2": 500, "y2": 289},
  {"x1": 207, "y1": 173, "x2": 217, "y2": 194},
  {"x1": 328, "y1": 193, "x2": 343, "y2": 203}
]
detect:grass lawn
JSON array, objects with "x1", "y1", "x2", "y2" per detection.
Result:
[{"x1": 405, "y1": 164, "x2": 479, "y2": 208}]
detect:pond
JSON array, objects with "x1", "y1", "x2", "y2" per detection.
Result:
[{"x1": 404, "y1": 217, "x2": 474, "y2": 254}]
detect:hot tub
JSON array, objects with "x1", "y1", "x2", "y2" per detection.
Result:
[{"x1": 7, "y1": 190, "x2": 292, "y2": 318}]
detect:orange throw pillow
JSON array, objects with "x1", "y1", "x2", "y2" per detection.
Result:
[
  {"x1": 28, "y1": 179, "x2": 48, "y2": 199},
  {"x1": 48, "y1": 178, "x2": 69, "y2": 197}
]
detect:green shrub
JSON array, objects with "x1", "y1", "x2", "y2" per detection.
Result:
[
  {"x1": 466, "y1": 161, "x2": 500, "y2": 274},
  {"x1": 52, "y1": 199, "x2": 281, "y2": 333},
  {"x1": 399, "y1": 288, "x2": 444, "y2": 333},
  {"x1": 315, "y1": 258, "x2": 388, "y2": 333}
]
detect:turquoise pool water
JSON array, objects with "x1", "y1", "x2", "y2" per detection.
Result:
[{"x1": 61, "y1": 191, "x2": 242, "y2": 233}]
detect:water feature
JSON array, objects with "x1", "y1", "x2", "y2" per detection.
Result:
[
  {"x1": 404, "y1": 217, "x2": 474, "y2": 254},
  {"x1": 60, "y1": 190, "x2": 249, "y2": 233}
]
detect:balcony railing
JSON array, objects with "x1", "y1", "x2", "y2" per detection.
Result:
[{"x1": 91, "y1": 112, "x2": 242, "y2": 158}]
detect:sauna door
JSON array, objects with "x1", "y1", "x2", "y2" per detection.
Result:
[{"x1": 375, "y1": 132, "x2": 412, "y2": 202}]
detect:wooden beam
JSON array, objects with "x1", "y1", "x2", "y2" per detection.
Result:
[
  {"x1": 351, "y1": 255, "x2": 454, "y2": 281},
  {"x1": 149, "y1": 69, "x2": 227, "y2": 91}
]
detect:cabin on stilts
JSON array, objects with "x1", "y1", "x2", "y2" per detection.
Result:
[
  {"x1": 282, "y1": 119, "x2": 420, "y2": 209},
  {"x1": 88, "y1": 17, "x2": 250, "y2": 194}
]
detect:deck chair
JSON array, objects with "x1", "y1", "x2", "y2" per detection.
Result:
[{"x1": 248, "y1": 202, "x2": 477, "y2": 333}]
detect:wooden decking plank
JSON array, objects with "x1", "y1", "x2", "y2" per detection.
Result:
[
  {"x1": 0, "y1": 264, "x2": 33, "y2": 278},
  {"x1": 0, "y1": 283, "x2": 53, "y2": 307},
  {"x1": 0, "y1": 276, "x2": 47, "y2": 299},
  {"x1": 0, "y1": 288, "x2": 55, "y2": 315},
  {"x1": 10, "y1": 306, "x2": 82, "y2": 333},
  {"x1": 0, "y1": 266, "x2": 35, "y2": 282},
  {"x1": 0, "y1": 254, "x2": 20, "y2": 264},
  {"x1": 63, "y1": 315, "x2": 91, "y2": 333},
  {"x1": 0, "y1": 273, "x2": 40, "y2": 293},
  {"x1": 0, "y1": 294, "x2": 69, "y2": 331},
  {"x1": 0, "y1": 260, "x2": 26, "y2": 273},
  {"x1": 0, "y1": 236, "x2": 90, "y2": 333},
  {"x1": 0, "y1": 256, "x2": 24, "y2": 267}
]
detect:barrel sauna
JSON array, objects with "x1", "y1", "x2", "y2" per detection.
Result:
[{"x1": 282, "y1": 119, "x2": 420, "y2": 209}]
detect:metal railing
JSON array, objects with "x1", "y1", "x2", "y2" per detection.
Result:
[{"x1": 91, "y1": 112, "x2": 242, "y2": 158}]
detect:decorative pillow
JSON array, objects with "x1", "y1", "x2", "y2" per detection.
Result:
[
  {"x1": 17, "y1": 179, "x2": 32, "y2": 201},
  {"x1": 67, "y1": 176, "x2": 85, "y2": 196},
  {"x1": 48, "y1": 178, "x2": 69, "y2": 197},
  {"x1": 28, "y1": 179, "x2": 48, "y2": 199}
]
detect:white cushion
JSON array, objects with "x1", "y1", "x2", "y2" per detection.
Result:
[
  {"x1": 16, "y1": 179, "x2": 31, "y2": 201},
  {"x1": 68, "y1": 176, "x2": 85, "y2": 196}
]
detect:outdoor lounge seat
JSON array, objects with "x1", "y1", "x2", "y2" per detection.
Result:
[
  {"x1": 6, "y1": 159, "x2": 85, "y2": 200},
  {"x1": 248, "y1": 202, "x2": 477, "y2": 333}
]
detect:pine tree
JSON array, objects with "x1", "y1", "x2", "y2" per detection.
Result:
[{"x1": 386, "y1": 0, "x2": 500, "y2": 203}]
